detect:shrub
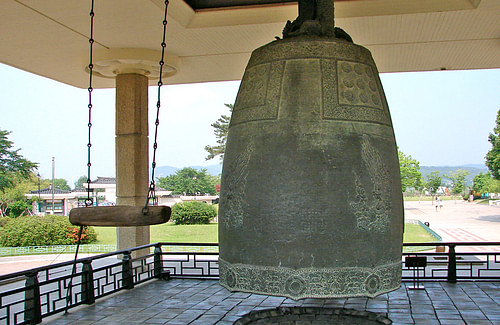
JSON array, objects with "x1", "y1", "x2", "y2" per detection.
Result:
[
  {"x1": 0, "y1": 215, "x2": 97, "y2": 247},
  {"x1": 0, "y1": 217, "x2": 8, "y2": 228},
  {"x1": 8, "y1": 200, "x2": 28, "y2": 218},
  {"x1": 171, "y1": 201, "x2": 217, "y2": 225}
]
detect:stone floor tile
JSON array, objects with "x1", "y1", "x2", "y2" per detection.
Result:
[
  {"x1": 388, "y1": 308, "x2": 411, "y2": 314},
  {"x1": 460, "y1": 310, "x2": 488, "y2": 319},
  {"x1": 229, "y1": 292, "x2": 252, "y2": 299},
  {"x1": 436, "y1": 309, "x2": 462, "y2": 317},
  {"x1": 410, "y1": 304, "x2": 435, "y2": 314},
  {"x1": 192, "y1": 301, "x2": 216, "y2": 310},
  {"x1": 39, "y1": 279, "x2": 500, "y2": 325},
  {"x1": 344, "y1": 303, "x2": 367, "y2": 311},
  {"x1": 367, "y1": 301, "x2": 389, "y2": 308},
  {"x1": 155, "y1": 308, "x2": 189, "y2": 319},
  {"x1": 228, "y1": 305, "x2": 258, "y2": 316},
  {"x1": 486, "y1": 314, "x2": 500, "y2": 321},
  {"x1": 387, "y1": 313, "x2": 414, "y2": 323},
  {"x1": 346, "y1": 297, "x2": 368, "y2": 303},
  {"x1": 390, "y1": 300, "x2": 411, "y2": 307},
  {"x1": 141, "y1": 318, "x2": 171, "y2": 324},
  {"x1": 220, "y1": 313, "x2": 241, "y2": 322},
  {"x1": 410, "y1": 317, "x2": 440, "y2": 325},
  {"x1": 190, "y1": 314, "x2": 225, "y2": 325},
  {"x1": 163, "y1": 321, "x2": 189, "y2": 325},
  {"x1": 438, "y1": 320, "x2": 467, "y2": 325},
  {"x1": 205, "y1": 306, "x2": 231, "y2": 315}
]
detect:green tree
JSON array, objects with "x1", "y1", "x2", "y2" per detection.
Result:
[
  {"x1": 205, "y1": 104, "x2": 233, "y2": 162},
  {"x1": 447, "y1": 169, "x2": 470, "y2": 195},
  {"x1": 0, "y1": 129, "x2": 38, "y2": 192},
  {"x1": 0, "y1": 173, "x2": 41, "y2": 217},
  {"x1": 473, "y1": 172, "x2": 492, "y2": 194},
  {"x1": 50, "y1": 178, "x2": 70, "y2": 191},
  {"x1": 8, "y1": 200, "x2": 28, "y2": 218},
  {"x1": 486, "y1": 108, "x2": 500, "y2": 180},
  {"x1": 488, "y1": 179, "x2": 500, "y2": 193},
  {"x1": 157, "y1": 167, "x2": 219, "y2": 195},
  {"x1": 426, "y1": 171, "x2": 442, "y2": 194},
  {"x1": 74, "y1": 175, "x2": 88, "y2": 189},
  {"x1": 398, "y1": 149, "x2": 423, "y2": 192}
]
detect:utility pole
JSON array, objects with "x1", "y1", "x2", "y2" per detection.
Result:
[{"x1": 51, "y1": 157, "x2": 55, "y2": 214}]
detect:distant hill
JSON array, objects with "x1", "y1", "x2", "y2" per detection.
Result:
[
  {"x1": 153, "y1": 164, "x2": 222, "y2": 178},
  {"x1": 152, "y1": 163, "x2": 487, "y2": 185},
  {"x1": 420, "y1": 165, "x2": 488, "y2": 185}
]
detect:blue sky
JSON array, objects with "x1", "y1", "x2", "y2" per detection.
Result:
[{"x1": 1, "y1": 63, "x2": 499, "y2": 184}]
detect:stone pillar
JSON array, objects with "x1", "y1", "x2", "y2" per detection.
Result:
[{"x1": 115, "y1": 73, "x2": 150, "y2": 257}]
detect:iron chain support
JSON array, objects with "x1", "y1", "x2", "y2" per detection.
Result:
[
  {"x1": 86, "y1": 0, "x2": 95, "y2": 207},
  {"x1": 145, "y1": 0, "x2": 170, "y2": 212}
]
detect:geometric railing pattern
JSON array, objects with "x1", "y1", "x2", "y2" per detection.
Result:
[{"x1": 0, "y1": 242, "x2": 498, "y2": 325}]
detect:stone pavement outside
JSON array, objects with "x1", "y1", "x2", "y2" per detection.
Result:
[
  {"x1": 44, "y1": 278, "x2": 500, "y2": 325},
  {"x1": 0, "y1": 254, "x2": 97, "y2": 276},
  {"x1": 403, "y1": 200, "x2": 500, "y2": 243}
]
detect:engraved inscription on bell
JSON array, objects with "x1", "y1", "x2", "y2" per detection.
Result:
[{"x1": 219, "y1": 37, "x2": 404, "y2": 299}]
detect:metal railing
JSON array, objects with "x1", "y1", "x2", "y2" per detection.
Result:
[
  {"x1": 402, "y1": 242, "x2": 500, "y2": 282},
  {"x1": 0, "y1": 245, "x2": 118, "y2": 256},
  {"x1": 0, "y1": 242, "x2": 498, "y2": 325}
]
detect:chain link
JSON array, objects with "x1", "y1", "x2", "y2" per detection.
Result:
[
  {"x1": 67, "y1": 0, "x2": 95, "y2": 313},
  {"x1": 86, "y1": 0, "x2": 95, "y2": 207},
  {"x1": 144, "y1": 0, "x2": 170, "y2": 212}
]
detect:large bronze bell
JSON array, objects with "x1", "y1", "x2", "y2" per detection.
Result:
[{"x1": 219, "y1": 1, "x2": 403, "y2": 299}]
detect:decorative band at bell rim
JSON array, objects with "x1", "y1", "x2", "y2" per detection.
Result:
[{"x1": 218, "y1": 36, "x2": 403, "y2": 299}]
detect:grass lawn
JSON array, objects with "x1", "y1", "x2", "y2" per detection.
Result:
[
  {"x1": 95, "y1": 222, "x2": 436, "y2": 245},
  {"x1": 94, "y1": 223, "x2": 218, "y2": 245},
  {"x1": 403, "y1": 223, "x2": 438, "y2": 243},
  {"x1": 404, "y1": 195, "x2": 463, "y2": 202}
]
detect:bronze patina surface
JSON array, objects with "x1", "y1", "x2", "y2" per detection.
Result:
[{"x1": 219, "y1": 35, "x2": 403, "y2": 299}]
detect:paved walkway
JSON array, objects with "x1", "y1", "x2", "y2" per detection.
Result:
[
  {"x1": 44, "y1": 278, "x2": 500, "y2": 325},
  {"x1": 404, "y1": 201, "x2": 500, "y2": 251},
  {"x1": 0, "y1": 253, "x2": 96, "y2": 276}
]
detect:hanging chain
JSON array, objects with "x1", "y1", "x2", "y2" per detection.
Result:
[
  {"x1": 85, "y1": 0, "x2": 95, "y2": 208},
  {"x1": 144, "y1": 0, "x2": 170, "y2": 213},
  {"x1": 67, "y1": 0, "x2": 94, "y2": 313}
]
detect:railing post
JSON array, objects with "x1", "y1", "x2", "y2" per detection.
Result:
[
  {"x1": 24, "y1": 271, "x2": 42, "y2": 324},
  {"x1": 122, "y1": 251, "x2": 134, "y2": 289},
  {"x1": 447, "y1": 244, "x2": 457, "y2": 283},
  {"x1": 81, "y1": 259, "x2": 95, "y2": 305},
  {"x1": 154, "y1": 243, "x2": 163, "y2": 278}
]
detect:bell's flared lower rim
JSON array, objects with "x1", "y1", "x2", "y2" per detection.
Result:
[{"x1": 218, "y1": 258, "x2": 402, "y2": 300}]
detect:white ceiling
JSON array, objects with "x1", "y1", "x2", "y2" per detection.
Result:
[{"x1": 0, "y1": 0, "x2": 498, "y2": 89}]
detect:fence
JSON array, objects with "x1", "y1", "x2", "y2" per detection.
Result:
[
  {"x1": 0, "y1": 242, "x2": 498, "y2": 325},
  {"x1": 0, "y1": 245, "x2": 117, "y2": 256},
  {"x1": 0, "y1": 244, "x2": 219, "y2": 257}
]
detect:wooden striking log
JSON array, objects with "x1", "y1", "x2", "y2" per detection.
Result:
[{"x1": 69, "y1": 206, "x2": 171, "y2": 227}]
